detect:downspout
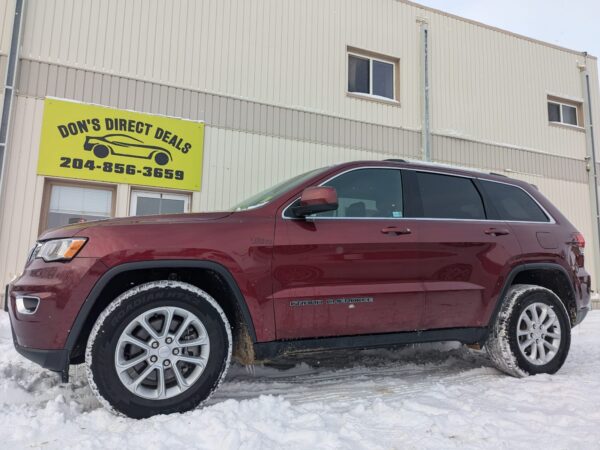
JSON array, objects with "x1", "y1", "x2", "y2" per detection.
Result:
[
  {"x1": 580, "y1": 55, "x2": 600, "y2": 291},
  {"x1": 418, "y1": 18, "x2": 431, "y2": 161},
  {"x1": 0, "y1": 0, "x2": 25, "y2": 207}
]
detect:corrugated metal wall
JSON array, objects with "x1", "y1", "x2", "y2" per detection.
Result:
[{"x1": 0, "y1": 0, "x2": 599, "y2": 294}]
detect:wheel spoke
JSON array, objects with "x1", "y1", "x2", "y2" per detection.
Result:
[
  {"x1": 139, "y1": 315, "x2": 161, "y2": 341},
  {"x1": 545, "y1": 331, "x2": 561, "y2": 339},
  {"x1": 542, "y1": 340, "x2": 559, "y2": 353},
  {"x1": 529, "y1": 341, "x2": 538, "y2": 360},
  {"x1": 174, "y1": 315, "x2": 193, "y2": 341},
  {"x1": 121, "y1": 334, "x2": 151, "y2": 351},
  {"x1": 543, "y1": 314, "x2": 558, "y2": 329},
  {"x1": 156, "y1": 366, "x2": 166, "y2": 399},
  {"x1": 537, "y1": 341, "x2": 546, "y2": 362},
  {"x1": 172, "y1": 363, "x2": 189, "y2": 390},
  {"x1": 517, "y1": 328, "x2": 530, "y2": 337},
  {"x1": 116, "y1": 351, "x2": 148, "y2": 372},
  {"x1": 175, "y1": 354, "x2": 207, "y2": 368},
  {"x1": 521, "y1": 313, "x2": 533, "y2": 327},
  {"x1": 530, "y1": 306, "x2": 540, "y2": 325},
  {"x1": 131, "y1": 364, "x2": 155, "y2": 389},
  {"x1": 178, "y1": 335, "x2": 209, "y2": 347},
  {"x1": 538, "y1": 307, "x2": 548, "y2": 326},
  {"x1": 161, "y1": 308, "x2": 175, "y2": 338},
  {"x1": 520, "y1": 338, "x2": 535, "y2": 350}
]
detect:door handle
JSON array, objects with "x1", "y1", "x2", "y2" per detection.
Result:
[
  {"x1": 381, "y1": 226, "x2": 412, "y2": 235},
  {"x1": 484, "y1": 227, "x2": 511, "y2": 236}
]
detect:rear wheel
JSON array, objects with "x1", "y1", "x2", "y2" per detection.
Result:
[
  {"x1": 86, "y1": 281, "x2": 232, "y2": 418},
  {"x1": 154, "y1": 152, "x2": 169, "y2": 166},
  {"x1": 486, "y1": 284, "x2": 571, "y2": 377}
]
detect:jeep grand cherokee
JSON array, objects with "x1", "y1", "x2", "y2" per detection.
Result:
[{"x1": 6, "y1": 160, "x2": 591, "y2": 418}]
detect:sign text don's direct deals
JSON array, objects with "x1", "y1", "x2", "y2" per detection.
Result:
[{"x1": 37, "y1": 98, "x2": 205, "y2": 191}]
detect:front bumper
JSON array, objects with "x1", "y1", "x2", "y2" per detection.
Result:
[{"x1": 7, "y1": 257, "x2": 108, "y2": 378}]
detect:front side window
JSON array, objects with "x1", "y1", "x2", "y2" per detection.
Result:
[
  {"x1": 480, "y1": 181, "x2": 549, "y2": 222},
  {"x1": 315, "y1": 168, "x2": 403, "y2": 218},
  {"x1": 413, "y1": 172, "x2": 485, "y2": 220},
  {"x1": 130, "y1": 190, "x2": 190, "y2": 216},
  {"x1": 44, "y1": 183, "x2": 113, "y2": 230},
  {"x1": 547, "y1": 97, "x2": 581, "y2": 127},
  {"x1": 348, "y1": 48, "x2": 398, "y2": 101}
]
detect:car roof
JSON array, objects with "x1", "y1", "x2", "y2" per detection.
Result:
[{"x1": 331, "y1": 159, "x2": 525, "y2": 186}]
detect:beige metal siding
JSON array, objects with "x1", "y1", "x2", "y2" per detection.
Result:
[
  {"x1": 19, "y1": 0, "x2": 422, "y2": 130},
  {"x1": 199, "y1": 126, "x2": 396, "y2": 211},
  {"x1": 0, "y1": 96, "x2": 45, "y2": 286},
  {"x1": 427, "y1": 10, "x2": 589, "y2": 160},
  {"x1": 0, "y1": 0, "x2": 14, "y2": 54}
]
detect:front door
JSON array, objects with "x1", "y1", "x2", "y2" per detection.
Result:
[{"x1": 272, "y1": 167, "x2": 426, "y2": 339}]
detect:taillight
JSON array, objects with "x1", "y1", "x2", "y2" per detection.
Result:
[{"x1": 572, "y1": 232, "x2": 585, "y2": 248}]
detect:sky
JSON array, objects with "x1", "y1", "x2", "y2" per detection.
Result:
[{"x1": 416, "y1": 0, "x2": 600, "y2": 60}]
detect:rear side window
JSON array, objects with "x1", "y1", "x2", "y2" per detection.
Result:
[
  {"x1": 481, "y1": 181, "x2": 549, "y2": 222},
  {"x1": 413, "y1": 172, "x2": 485, "y2": 220}
]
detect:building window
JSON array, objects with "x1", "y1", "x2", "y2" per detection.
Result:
[
  {"x1": 130, "y1": 190, "x2": 190, "y2": 216},
  {"x1": 41, "y1": 181, "x2": 114, "y2": 231},
  {"x1": 347, "y1": 47, "x2": 399, "y2": 101},
  {"x1": 547, "y1": 96, "x2": 582, "y2": 127}
]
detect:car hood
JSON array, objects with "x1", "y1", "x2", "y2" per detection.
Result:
[{"x1": 38, "y1": 211, "x2": 234, "y2": 240}]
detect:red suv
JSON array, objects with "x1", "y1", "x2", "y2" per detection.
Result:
[{"x1": 6, "y1": 160, "x2": 591, "y2": 418}]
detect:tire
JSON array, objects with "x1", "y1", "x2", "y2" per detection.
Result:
[
  {"x1": 93, "y1": 144, "x2": 110, "y2": 159},
  {"x1": 85, "y1": 280, "x2": 232, "y2": 418},
  {"x1": 154, "y1": 152, "x2": 169, "y2": 166},
  {"x1": 486, "y1": 284, "x2": 571, "y2": 377}
]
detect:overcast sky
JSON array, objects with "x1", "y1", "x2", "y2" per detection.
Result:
[{"x1": 416, "y1": 0, "x2": 600, "y2": 61}]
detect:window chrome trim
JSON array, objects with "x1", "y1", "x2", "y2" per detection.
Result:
[{"x1": 281, "y1": 165, "x2": 556, "y2": 224}]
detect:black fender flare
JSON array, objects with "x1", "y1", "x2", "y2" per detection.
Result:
[
  {"x1": 64, "y1": 260, "x2": 258, "y2": 354},
  {"x1": 485, "y1": 262, "x2": 576, "y2": 338}
]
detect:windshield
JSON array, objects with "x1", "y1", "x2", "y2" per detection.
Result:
[{"x1": 231, "y1": 167, "x2": 330, "y2": 211}]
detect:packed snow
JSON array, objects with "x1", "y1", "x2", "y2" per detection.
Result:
[{"x1": 1, "y1": 310, "x2": 599, "y2": 449}]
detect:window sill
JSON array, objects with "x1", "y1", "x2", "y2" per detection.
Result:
[
  {"x1": 549, "y1": 121, "x2": 585, "y2": 132},
  {"x1": 346, "y1": 91, "x2": 400, "y2": 107}
]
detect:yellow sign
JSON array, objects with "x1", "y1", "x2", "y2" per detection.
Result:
[{"x1": 37, "y1": 98, "x2": 204, "y2": 191}]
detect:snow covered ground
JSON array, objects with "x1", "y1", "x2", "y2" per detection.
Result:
[{"x1": 1, "y1": 310, "x2": 599, "y2": 450}]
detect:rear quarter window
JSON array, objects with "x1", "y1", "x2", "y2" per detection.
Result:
[{"x1": 481, "y1": 180, "x2": 549, "y2": 222}]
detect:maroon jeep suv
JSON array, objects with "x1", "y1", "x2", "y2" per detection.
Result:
[{"x1": 6, "y1": 160, "x2": 591, "y2": 418}]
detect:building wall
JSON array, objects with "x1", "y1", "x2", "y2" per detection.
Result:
[{"x1": 0, "y1": 0, "x2": 599, "y2": 299}]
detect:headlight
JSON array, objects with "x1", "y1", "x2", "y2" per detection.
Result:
[{"x1": 36, "y1": 238, "x2": 88, "y2": 262}]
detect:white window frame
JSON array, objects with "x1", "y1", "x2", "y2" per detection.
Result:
[
  {"x1": 548, "y1": 99, "x2": 581, "y2": 128},
  {"x1": 129, "y1": 190, "x2": 190, "y2": 216},
  {"x1": 347, "y1": 50, "x2": 398, "y2": 103}
]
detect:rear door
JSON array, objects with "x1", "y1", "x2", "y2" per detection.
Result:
[
  {"x1": 272, "y1": 167, "x2": 426, "y2": 339},
  {"x1": 403, "y1": 170, "x2": 521, "y2": 329}
]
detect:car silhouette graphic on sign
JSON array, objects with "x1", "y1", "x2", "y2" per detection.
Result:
[{"x1": 83, "y1": 134, "x2": 173, "y2": 166}]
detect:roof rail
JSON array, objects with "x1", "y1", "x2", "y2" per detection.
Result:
[
  {"x1": 383, "y1": 159, "x2": 408, "y2": 163},
  {"x1": 489, "y1": 172, "x2": 508, "y2": 178}
]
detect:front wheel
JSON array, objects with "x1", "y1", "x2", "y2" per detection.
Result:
[
  {"x1": 486, "y1": 284, "x2": 571, "y2": 377},
  {"x1": 85, "y1": 281, "x2": 232, "y2": 418}
]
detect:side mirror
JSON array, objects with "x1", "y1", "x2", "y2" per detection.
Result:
[{"x1": 292, "y1": 186, "x2": 338, "y2": 218}]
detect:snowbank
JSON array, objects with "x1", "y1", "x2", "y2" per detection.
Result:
[{"x1": 1, "y1": 311, "x2": 599, "y2": 449}]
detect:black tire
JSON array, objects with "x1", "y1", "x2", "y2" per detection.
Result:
[
  {"x1": 85, "y1": 281, "x2": 232, "y2": 418},
  {"x1": 93, "y1": 144, "x2": 110, "y2": 159},
  {"x1": 154, "y1": 152, "x2": 169, "y2": 166},
  {"x1": 486, "y1": 284, "x2": 571, "y2": 377}
]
